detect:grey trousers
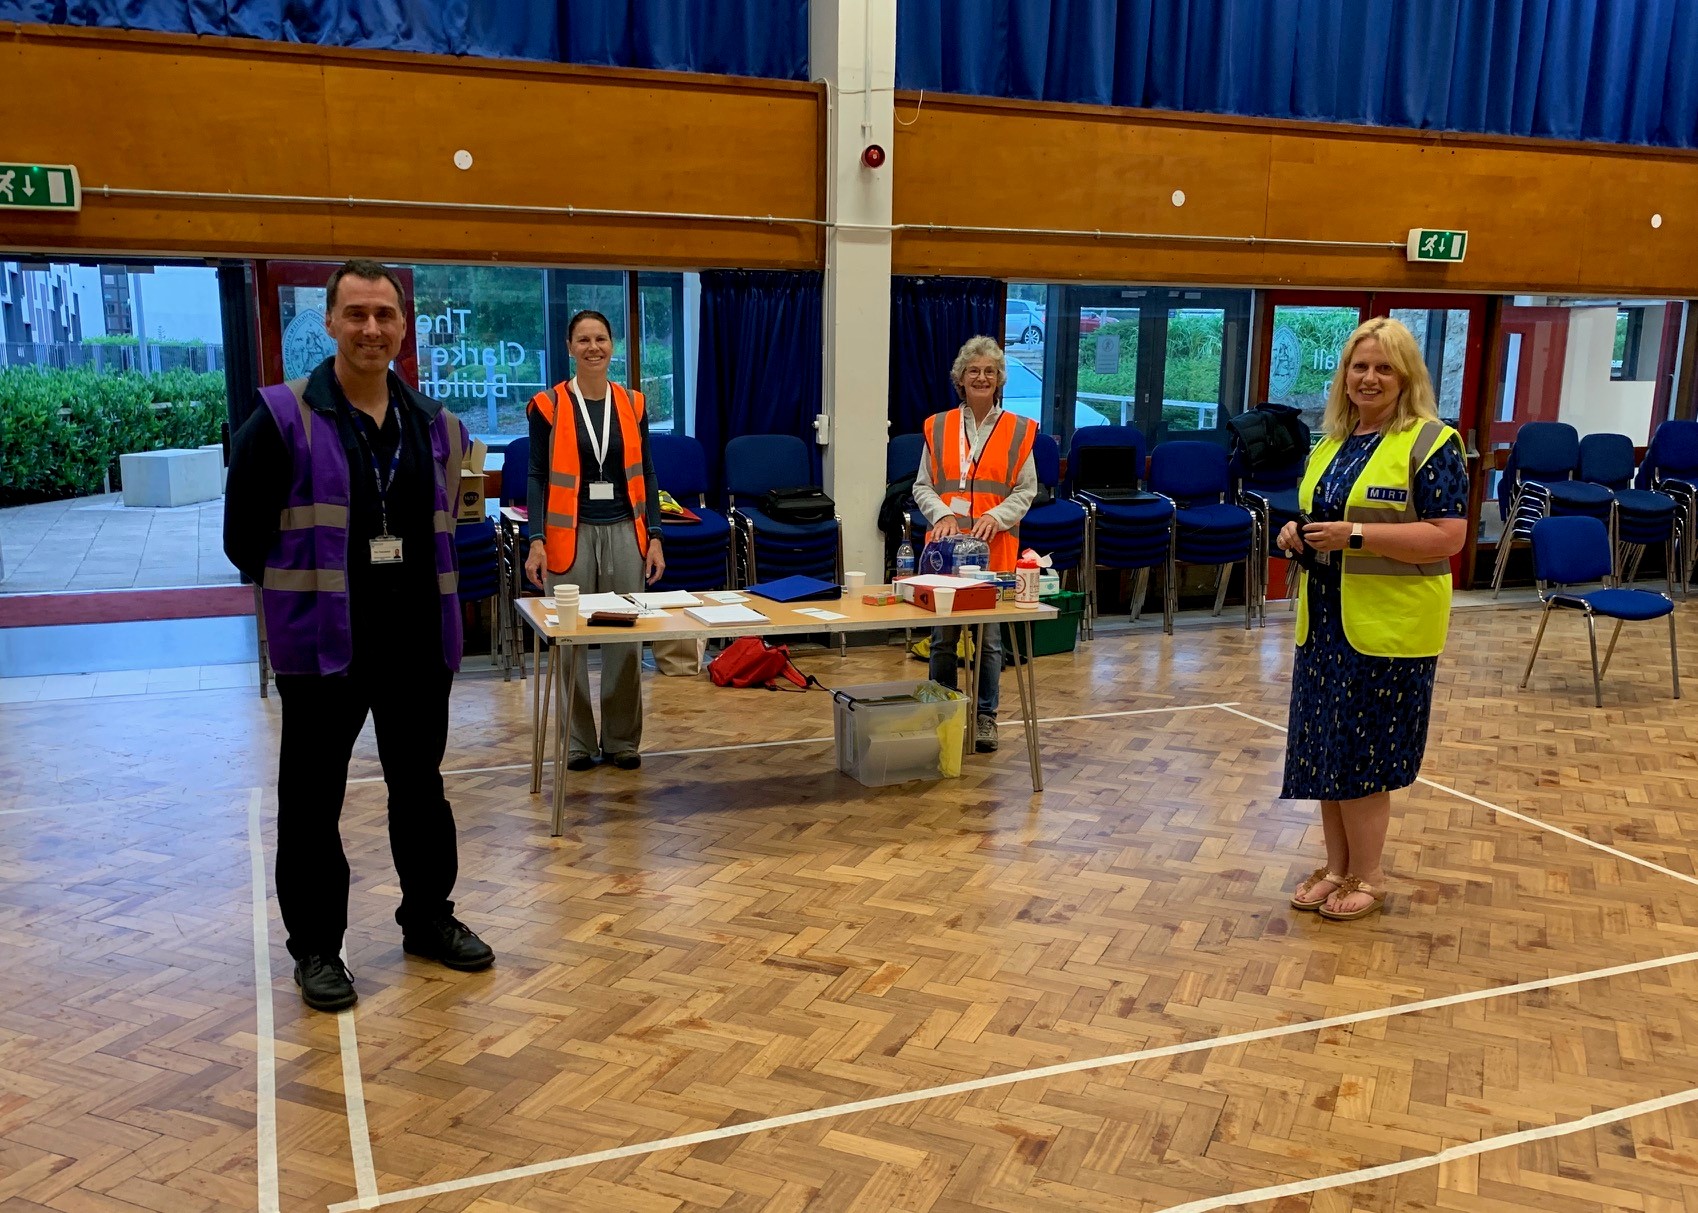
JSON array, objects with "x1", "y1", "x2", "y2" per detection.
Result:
[{"x1": 556, "y1": 522, "x2": 646, "y2": 758}]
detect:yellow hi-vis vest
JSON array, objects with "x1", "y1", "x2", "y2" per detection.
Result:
[{"x1": 1296, "y1": 420, "x2": 1463, "y2": 658}]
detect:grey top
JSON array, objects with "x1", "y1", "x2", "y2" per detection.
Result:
[{"x1": 912, "y1": 402, "x2": 1038, "y2": 531}]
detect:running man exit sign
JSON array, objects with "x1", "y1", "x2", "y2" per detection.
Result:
[
  {"x1": 0, "y1": 163, "x2": 81, "y2": 212},
  {"x1": 1406, "y1": 228, "x2": 1466, "y2": 262}
]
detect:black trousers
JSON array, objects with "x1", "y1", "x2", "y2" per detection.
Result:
[{"x1": 274, "y1": 660, "x2": 456, "y2": 960}]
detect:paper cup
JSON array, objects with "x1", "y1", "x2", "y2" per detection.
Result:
[
  {"x1": 932, "y1": 586, "x2": 956, "y2": 614},
  {"x1": 844, "y1": 571, "x2": 866, "y2": 593}
]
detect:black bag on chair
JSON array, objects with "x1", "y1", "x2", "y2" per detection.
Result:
[
  {"x1": 761, "y1": 486, "x2": 836, "y2": 524},
  {"x1": 1228, "y1": 402, "x2": 1310, "y2": 474}
]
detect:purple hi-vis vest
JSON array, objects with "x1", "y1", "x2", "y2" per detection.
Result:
[{"x1": 256, "y1": 380, "x2": 469, "y2": 676}]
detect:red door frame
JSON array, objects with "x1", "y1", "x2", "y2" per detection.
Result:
[{"x1": 255, "y1": 260, "x2": 419, "y2": 389}]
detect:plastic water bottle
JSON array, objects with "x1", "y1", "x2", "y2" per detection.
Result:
[{"x1": 895, "y1": 540, "x2": 916, "y2": 578}]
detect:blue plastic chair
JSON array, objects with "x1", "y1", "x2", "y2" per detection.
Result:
[
  {"x1": 1521, "y1": 516, "x2": 1680, "y2": 707},
  {"x1": 1492, "y1": 422, "x2": 1614, "y2": 595},
  {"x1": 454, "y1": 519, "x2": 501, "y2": 660},
  {"x1": 1638, "y1": 419, "x2": 1698, "y2": 594},
  {"x1": 650, "y1": 434, "x2": 733, "y2": 592},
  {"x1": 886, "y1": 432, "x2": 929, "y2": 550},
  {"x1": 1233, "y1": 412, "x2": 1311, "y2": 623},
  {"x1": 1018, "y1": 431, "x2": 1088, "y2": 587},
  {"x1": 1578, "y1": 432, "x2": 1681, "y2": 594},
  {"x1": 1066, "y1": 425, "x2": 1174, "y2": 633},
  {"x1": 1149, "y1": 440, "x2": 1259, "y2": 634},
  {"x1": 724, "y1": 435, "x2": 842, "y2": 585}
]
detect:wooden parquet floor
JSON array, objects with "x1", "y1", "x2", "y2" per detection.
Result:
[{"x1": 3, "y1": 600, "x2": 1698, "y2": 1212}]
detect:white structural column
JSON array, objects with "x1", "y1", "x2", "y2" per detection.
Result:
[{"x1": 811, "y1": 0, "x2": 897, "y2": 579}]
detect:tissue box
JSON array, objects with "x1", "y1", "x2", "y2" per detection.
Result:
[{"x1": 913, "y1": 582, "x2": 998, "y2": 612}]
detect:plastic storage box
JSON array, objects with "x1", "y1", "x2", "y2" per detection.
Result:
[
  {"x1": 1003, "y1": 589, "x2": 1086, "y2": 661},
  {"x1": 832, "y1": 680, "x2": 967, "y2": 786}
]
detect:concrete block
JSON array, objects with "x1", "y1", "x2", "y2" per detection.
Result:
[{"x1": 119, "y1": 448, "x2": 224, "y2": 508}]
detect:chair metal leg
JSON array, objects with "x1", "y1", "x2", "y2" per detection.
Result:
[
  {"x1": 1599, "y1": 617, "x2": 1625, "y2": 677},
  {"x1": 1492, "y1": 485, "x2": 1530, "y2": 597},
  {"x1": 1585, "y1": 613, "x2": 1604, "y2": 708},
  {"x1": 1211, "y1": 563, "x2": 1229, "y2": 616},
  {"x1": 1130, "y1": 567, "x2": 1149, "y2": 623},
  {"x1": 1671, "y1": 611, "x2": 1683, "y2": 700},
  {"x1": 1520, "y1": 602, "x2": 1553, "y2": 688},
  {"x1": 1163, "y1": 540, "x2": 1177, "y2": 636}
]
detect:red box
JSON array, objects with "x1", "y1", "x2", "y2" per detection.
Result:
[{"x1": 913, "y1": 582, "x2": 998, "y2": 613}]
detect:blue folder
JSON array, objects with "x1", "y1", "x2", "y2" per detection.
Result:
[{"x1": 745, "y1": 574, "x2": 842, "y2": 603}]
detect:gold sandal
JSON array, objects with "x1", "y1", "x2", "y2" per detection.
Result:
[
  {"x1": 1318, "y1": 876, "x2": 1385, "y2": 921},
  {"x1": 1290, "y1": 867, "x2": 1346, "y2": 911}
]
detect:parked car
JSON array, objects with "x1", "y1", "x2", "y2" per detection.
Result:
[
  {"x1": 1000, "y1": 357, "x2": 1104, "y2": 429},
  {"x1": 1079, "y1": 308, "x2": 1109, "y2": 335},
  {"x1": 1004, "y1": 299, "x2": 1045, "y2": 346}
]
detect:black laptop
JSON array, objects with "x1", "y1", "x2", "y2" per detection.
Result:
[{"x1": 1074, "y1": 445, "x2": 1157, "y2": 502}]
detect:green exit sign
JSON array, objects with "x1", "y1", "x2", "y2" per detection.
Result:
[
  {"x1": 0, "y1": 163, "x2": 81, "y2": 212},
  {"x1": 1406, "y1": 228, "x2": 1466, "y2": 262}
]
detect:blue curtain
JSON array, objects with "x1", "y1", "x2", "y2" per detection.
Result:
[
  {"x1": 896, "y1": 0, "x2": 1698, "y2": 149},
  {"x1": 694, "y1": 270, "x2": 823, "y2": 498},
  {"x1": 887, "y1": 276, "x2": 1000, "y2": 436},
  {"x1": 3, "y1": 1, "x2": 809, "y2": 79}
]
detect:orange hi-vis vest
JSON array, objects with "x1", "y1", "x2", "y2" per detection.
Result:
[
  {"x1": 528, "y1": 380, "x2": 649, "y2": 574},
  {"x1": 923, "y1": 406, "x2": 1037, "y2": 572}
]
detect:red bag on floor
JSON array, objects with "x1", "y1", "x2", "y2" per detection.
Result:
[{"x1": 709, "y1": 636, "x2": 815, "y2": 691}]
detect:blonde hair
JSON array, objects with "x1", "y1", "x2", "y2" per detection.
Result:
[
  {"x1": 949, "y1": 335, "x2": 1006, "y2": 400},
  {"x1": 1320, "y1": 317, "x2": 1439, "y2": 441}
]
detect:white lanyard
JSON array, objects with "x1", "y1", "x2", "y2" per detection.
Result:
[
  {"x1": 568, "y1": 377, "x2": 614, "y2": 479},
  {"x1": 959, "y1": 408, "x2": 1001, "y2": 483}
]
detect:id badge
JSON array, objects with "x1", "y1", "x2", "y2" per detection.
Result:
[
  {"x1": 369, "y1": 535, "x2": 404, "y2": 564},
  {"x1": 947, "y1": 495, "x2": 972, "y2": 518},
  {"x1": 589, "y1": 481, "x2": 616, "y2": 501}
]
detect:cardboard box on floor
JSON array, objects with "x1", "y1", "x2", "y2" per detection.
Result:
[{"x1": 456, "y1": 440, "x2": 489, "y2": 524}]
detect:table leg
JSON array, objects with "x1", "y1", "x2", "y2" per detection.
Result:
[
  {"x1": 1016, "y1": 619, "x2": 1043, "y2": 791},
  {"x1": 962, "y1": 621, "x2": 984, "y2": 763},
  {"x1": 551, "y1": 641, "x2": 576, "y2": 837},
  {"x1": 530, "y1": 629, "x2": 545, "y2": 794}
]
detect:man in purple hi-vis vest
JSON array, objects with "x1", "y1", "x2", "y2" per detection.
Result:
[{"x1": 224, "y1": 259, "x2": 493, "y2": 1012}]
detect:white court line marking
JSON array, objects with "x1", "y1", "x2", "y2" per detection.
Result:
[
  {"x1": 346, "y1": 700, "x2": 1243, "y2": 785},
  {"x1": 326, "y1": 945, "x2": 1698, "y2": 1211},
  {"x1": 1217, "y1": 704, "x2": 1698, "y2": 891},
  {"x1": 1155, "y1": 1084, "x2": 1698, "y2": 1213},
  {"x1": 245, "y1": 788, "x2": 281, "y2": 1213},
  {"x1": 336, "y1": 966, "x2": 378, "y2": 1210}
]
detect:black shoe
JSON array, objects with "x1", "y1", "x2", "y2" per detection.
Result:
[
  {"x1": 611, "y1": 752, "x2": 642, "y2": 770},
  {"x1": 293, "y1": 954, "x2": 356, "y2": 1012},
  {"x1": 402, "y1": 915, "x2": 495, "y2": 971},
  {"x1": 567, "y1": 754, "x2": 597, "y2": 772}
]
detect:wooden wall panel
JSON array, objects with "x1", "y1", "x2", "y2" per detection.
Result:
[
  {"x1": 0, "y1": 26, "x2": 822, "y2": 268},
  {"x1": 893, "y1": 92, "x2": 1698, "y2": 297}
]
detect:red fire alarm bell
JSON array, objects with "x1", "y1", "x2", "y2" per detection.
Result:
[{"x1": 861, "y1": 144, "x2": 887, "y2": 169}]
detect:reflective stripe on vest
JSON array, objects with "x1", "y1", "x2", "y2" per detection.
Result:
[
  {"x1": 257, "y1": 379, "x2": 468, "y2": 676},
  {"x1": 923, "y1": 407, "x2": 1037, "y2": 572},
  {"x1": 1295, "y1": 420, "x2": 1462, "y2": 658},
  {"x1": 529, "y1": 381, "x2": 650, "y2": 574}
]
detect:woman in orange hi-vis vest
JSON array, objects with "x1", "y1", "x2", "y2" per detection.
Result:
[
  {"x1": 523, "y1": 310, "x2": 665, "y2": 771},
  {"x1": 912, "y1": 335, "x2": 1038, "y2": 756}
]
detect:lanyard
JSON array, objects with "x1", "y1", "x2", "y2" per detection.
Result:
[
  {"x1": 959, "y1": 408, "x2": 1004, "y2": 487},
  {"x1": 348, "y1": 398, "x2": 402, "y2": 535},
  {"x1": 568, "y1": 377, "x2": 614, "y2": 479}
]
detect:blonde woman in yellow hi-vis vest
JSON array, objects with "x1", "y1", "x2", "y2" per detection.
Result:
[{"x1": 1275, "y1": 318, "x2": 1469, "y2": 922}]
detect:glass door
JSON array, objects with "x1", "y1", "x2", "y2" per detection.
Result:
[
  {"x1": 1257, "y1": 291, "x2": 1369, "y2": 434},
  {"x1": 256, "y1": 260, "x2": 419, "y2": 388}
]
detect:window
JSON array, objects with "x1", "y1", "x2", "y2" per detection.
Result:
[{"x1": 1612, "y1": 307, "x2": 1644, "y2": 380}]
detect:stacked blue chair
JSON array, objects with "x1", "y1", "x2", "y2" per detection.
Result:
[
  {"x1": 1017, "y1": 433, "x2": 1088, "y2": 589},
  {"x1": 885, "y1": 432, "x2": 929, "y2": 553},
  {"x1": 454, "y1": 519, "x2": 502, "y2": 660},
  {"x1": 1638, "y1": 419, "x2": 1698, "y2": 594},
  {"x1": 1520, "y1": 516, "x2": 1680, "y2": 707},
  {"x1": 495, "y1": 435, "x2": 531, "y2": 676},
  {"x1": 1491, "y1": 421, "x2": 1614, "y2": 595},
  {"x1": 1065, "y1": 425, "x2": 1173, "y2": 634},
  {"x1": 1577, "y1": 433, "x2": 1681, "y2": 594},
  {"x1": 725, "y1": 434, "x2": 842, "y2": 585},
  {"x1": 649, "y1": 434, "x2": 733, "y2": 592},
  {"x1": 1234, "y1": 425, "x2": 1309, "y2": 624},
  {"x1": 1149, "y1": 440, "x2": 1260, "y2": 634}
]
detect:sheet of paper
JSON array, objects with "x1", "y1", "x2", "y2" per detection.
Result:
[
  {"x1": 702, "y1": 591, "x2": 749, "y2": 603},
  {"x1": 577, "y1": 592, "x2": 640, "y2": 617},
  {"x1": 636, "y1": 608, "x2": 673, "y2": 620},
  {"x1": 685, "y1": 604, "x2": 769, "y2": 626},
  {"x1": 629, "y1": 591, "x2": 702, "y2": 608},
  {"x1": 795, "y1": 608, "x2": 847, "y2": 621}
]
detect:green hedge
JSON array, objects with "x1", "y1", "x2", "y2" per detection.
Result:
[{"x1": 0, "y1": 368, "x2": 228, "y2": 504}]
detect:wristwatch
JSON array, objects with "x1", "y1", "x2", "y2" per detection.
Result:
[{"x1": 1348, "y1": 523, "x2": 1365, "y2": 550}]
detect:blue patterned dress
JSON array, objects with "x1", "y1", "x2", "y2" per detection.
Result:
[{"x1": 1280, "y1": 433, "x2": 1469, "y2": 801}]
